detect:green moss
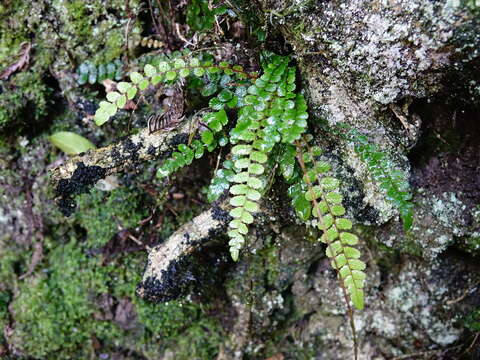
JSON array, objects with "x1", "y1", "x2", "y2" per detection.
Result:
[
  {"x1": 0, "y1": 71, "x2": 51, "y2": 132},
  {"x1": 64, "y1": 1, "x2": 92, "y2": 39},
  {"x1": 9, "y1": 236, "x2": 223, "y2": 359},
  {"x1": 75, "y1": 187, "x2": 149, "y2": 248},
  {"x1": 10, "y1": 240, "x2": 121, "y2": 358}
]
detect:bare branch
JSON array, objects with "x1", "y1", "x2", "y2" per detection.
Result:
[
  {"x1": 136, "y1": 201, "x2": 231, "y2": 302},
  {"x1": 49, "y1": 116, "x2": 198, "y2": 216}
]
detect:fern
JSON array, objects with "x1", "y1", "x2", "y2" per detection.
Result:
[
  {"x1": 186, "y1": 0, "x2": 229, "y2": 32},
  {"x1": 223, "y1": 57, "x2": 308, "y2": 260},
  {"x1": 348, "y1": 129, "x2": 414, "y2": 230},
  {"x1": 77, "y1": 59, "x2": 124, "y2": 85},
  {"x1": 296, "y1": 141, "x2": 366, "y2": 310},
  {"x1": 89, "y1": 51, "x2": 370, "y2": 357},
  {"x1": 94, "y1": 51, "x2": 255, "y2": 126},
  {"x1": 156, "y1": 109, "x2": 228, "y2": 178}
]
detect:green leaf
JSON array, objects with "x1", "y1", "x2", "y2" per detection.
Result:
[
  {"x1": 293, "y1": 196, "x2": 312, "y2": 221},
  {"x1": 250, "y1": 151, "x2": 268, "y2": 163},
  {"x1": 232, "y1": 144, "x2": 252, "y2": 155},
  {"x1": 241, "y1": 211, "x2": 254, "y2": 224},
  {"x1": 144, "y1": 64, "x2": 157, "y2": 77},
  {"x1": 229, "y1": 207, "x2": 244, "y2": 218},
  {"x1": 305, "y1": 186, "x2": 322, "y2": 201},
  {"x1": 331, "y1": 204, "x2": 346, "y2": 216},
  {"x1": 179, "y1": 68, "x2": 190, "y2": 77},
  {"x1": 94, "y1": 109, "x2": 109, "y2": 126},
  {"x1": 340, "y1": 232, "x2": 359, "y2": 245},
  {"x1": 218, "y1": 89, "x2": 233, "y2": 102},
  {"x1": 347, "y1": 258, "x2": 366, "y2": 271},
  {"x1": 201, "y1": 130, "x2": 214, "y2": 145},
  {"x1": 49, "y1": 132, "x2": 96, "y2": 155},
  {"x1": 106, "y1": 91, "x2": 121, "y2": 102},
  {"x1": 152, "y1": 74, "x2": 163, "y2": 85},
  {"x1": 116, "y1": 95, "x2": 127, "y2": 109},
  {"x1": 158, "y1": 61, "x2": 170, "y2": 72},
  {"x1": 233, "y1": 172, "x2": 249, "y2": 183},
  {"x1": 325, "y1": 241, "x2": 342, "y2": 257},
  {"x1": 174, "y1": 59, "x2": 186, "y2": 68},
  {"x1": 117, "y1": 82, "x2": 131, "y2": 93},
  {"x1": 138, "y1": 79, "x2": 150, "y2": 90},
  {"x1": 126, "y1": 86, "x2": 137, "y2": 100},
  {"x1": 190, "y1": 58, "x2": 200, "y2": 67},
  {"x1": 336, "y1": 218, "x2": 352, "y2": 230},
  {"x1": 130, "y1": 72, "x2": 143, "y2": 84},
  {"x1": 321, "y1": 177, "x2": 340, "y2": 191},
  {"x1": 248, "y1": 163, "x2": 264, "y2": 175},
  {"x1": 349, "y1": 288, "x2": 364, "y2": 310},
  {"x1": 246, "y1": 189, "x2": 261, "y2": 201},
  {"x1": 230, "y1": 184, "x2": 249, "y2": 195},
  {"x1": 209, "y1": 97, "x2": 224, "y2": 110},
  {"x1": 318, "y1": 214, "x2": 333, "y2": 230},
  {"x1": 234, "y1": 158, "x2": 250, "y2": 169},
  {"x1": 193, "y1": 67, "x2": 205, "y2": 77},
  {"x1": 244, "y1": 200, "x2": 259, "y2": 213},
  {"x1": 230, "y1": 196, "x2": 246, "y2": 207},
  {"x1": 247, "y1": 177, "x2": 262, "y2": 189},
  {"x1": 166, "y1": 71, "x2": 177, "y2": 81},
  {"x1": 344, "y1": 246, "x2": 361, "y2": 259},
  {"x1": 326, "y1": 192, "x2": 343, "y2": 204}
]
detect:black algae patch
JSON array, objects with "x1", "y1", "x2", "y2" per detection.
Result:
[
  {"x1": 110, "y1": 148, "x2": 123, "y2": 165},
  {"x1": 211, "y1": 204, "x2": 232, "y2": 223},
  {"x1": 169, "y1": 133, "x2": 189, "y2": 147},
  {"x1": 147, "y1": 145, "x2": 157, "y2": 156},
  {"x1": 137, "y1": 256, "x2": 197, "y2": 303},
  {"x1": 137, "y1": 242, "x2": 232, "y2": 303},
  {"x1": 56, "y1": 162, "x2": 106, "y2": 216},
  {"x1": 122, "y1": 139, "x2": 142, "y2": 162}
]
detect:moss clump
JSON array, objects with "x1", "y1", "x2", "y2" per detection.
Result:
[
  {"x1": 10, "y1": 240, "x2": 122, "y2": 359},
  {"x1": 9, "y1": 237, "x2": 224, "y2": 359},
  {"x1": 75, "y1": 187, "x2": 149, "y2": 248},
  {"x1": 0, "y1": 71, "x2": 51, "y2": 132}
]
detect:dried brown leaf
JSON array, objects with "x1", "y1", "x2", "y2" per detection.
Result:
[{"x1": 0, "y1": 42, "x2": 31, "y2": 80}]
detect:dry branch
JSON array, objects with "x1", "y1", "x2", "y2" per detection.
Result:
[{"x1": 136, "y1": 201, "x2": 231, "y2": 302}]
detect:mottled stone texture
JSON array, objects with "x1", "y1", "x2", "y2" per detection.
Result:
[{"x1": 214, "y1": 1, "x2": 480, "y2": 358}]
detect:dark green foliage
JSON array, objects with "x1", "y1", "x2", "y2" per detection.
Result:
[
  {"x1": 76, "y1": 59, "x2": 124, "y2": 85},
  {"x1": 93, "y1": 52, "x2": 370, "y2": 314},
  {"x1": 156, "y1": 111, "x2": 228, "y2": 179},
  {"x1": 349, "y1": 130, "x2": 414, "y2": 230},
  {"x1": 225, "y1": 56, "x2": 309, "y2": 260},
  {"x1": 186, "y1": 0, "x2": 229, "y2": 32},
  {"x1": 465, "y1": 308, "x2": 480, "y2": 331},
  {"x1": 207, "y1": 159, "x2": 236, "y2": 202},
  {"x1": 94, "y1": 50, "x2": 254, "y2": 126}
]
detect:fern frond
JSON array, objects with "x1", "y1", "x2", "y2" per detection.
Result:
[
  {"x1": 295, "y1": 142, "x2": 366, "y2": 310},
  {"x1": 94, "y1": 52, "x2": 257, "y2": 126},
  {"x1": 226, "y1": 55, "x2": 307, "y2": 260},
  {"x1": 349, "y1": 130, "x2": 414, "y2": 230},
  {"x1": 156, "y1": 109, "x2": 229, "y2": 178},
  {"x1": 77, "y1": 59, "x2": 124, "y2": 85}
]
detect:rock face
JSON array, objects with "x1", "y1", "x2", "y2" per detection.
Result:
[{"x1": 210, "y1": 0, "x2": 480, "y2": 358}]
